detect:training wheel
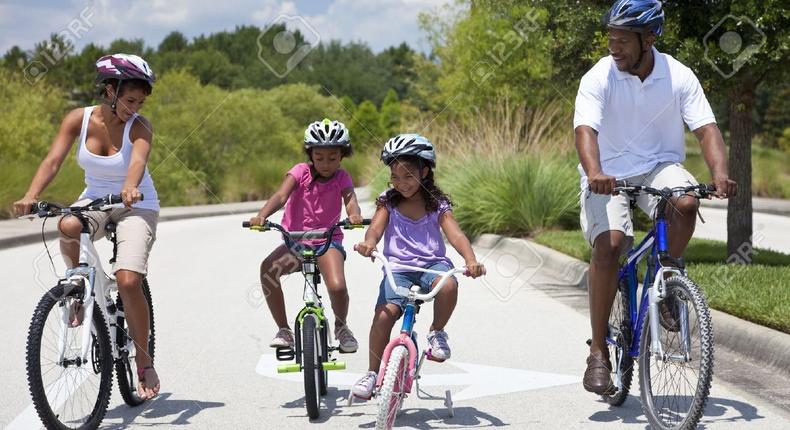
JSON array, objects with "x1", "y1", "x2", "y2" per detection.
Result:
[{"x1": 444, "y1": 390, "x2": 454, "y2": 417}]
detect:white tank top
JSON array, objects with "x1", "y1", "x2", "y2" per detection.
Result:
[{"x1": 76, "y1": 106, "x2": 160, "y2": 211}]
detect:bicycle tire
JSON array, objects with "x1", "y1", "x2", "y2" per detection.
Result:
[
  {"x1": 376, "y1": 345, "x2": 409, "y2": 430},
  {"x1": 639, "y1": 275, "x2": 713, "y2": 430},
  {"x1": 603, "y1": 277, "x2": 634, "y2": 406},
  {"x1": 302, "y1": 314, "x2": 321, "y2": 419},
  {"x1": 319, "y1": 320, "x2": 328, "y2": 396},
  {"x1": 26, "y1": 283, "x2": 113, "y2": 430},
  {"x1": 115, "y1": 277, "x2": 156, "y2": 406}
]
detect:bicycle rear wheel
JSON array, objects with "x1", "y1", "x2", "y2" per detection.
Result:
[
  {"x1": 639, "y1": 275, "x2": 713, "y2": 430},
  {"x1": 376, "y1": 345, "x2": 409, "y2": 430},
  {"x1": 115, "y1": 277, "x2": 156, "y2": 406},
  {"x1": 603, "y1": 277, "x2": 634, "y2": 406},
  {"x1": 302, "y1": 314, "x2": 321, "y2": 419},
  {"x1": 26, "y1": 283, "x2": 113, "y2": 430}
]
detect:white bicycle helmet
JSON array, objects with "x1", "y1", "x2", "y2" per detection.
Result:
[
  {"x1": 304, "y1": 118, "x2": 350, "y2": 148},
  {"x1": 381, "y1": 134, "x2": 436, "y2": 167}
]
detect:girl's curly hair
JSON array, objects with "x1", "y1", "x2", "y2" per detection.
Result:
[{"x1": 376, "y1": 155, "x2": 452, "y2": 212}]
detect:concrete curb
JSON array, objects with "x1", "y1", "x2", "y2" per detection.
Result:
[{"x1": 473, "y1": 233, "x2": 790, "y2": 376}]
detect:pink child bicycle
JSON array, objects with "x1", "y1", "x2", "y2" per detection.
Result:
[{"x1": 347, "y1": 251, "x2": 465, "y2": 429}]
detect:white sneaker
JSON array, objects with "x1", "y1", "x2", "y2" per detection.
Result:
[
  {"x1": 269, "y1": 327, "x2": 294, "y2": 348},
  {"x1": 335, "y1": 325, "x2": 358, "y2": 353},
  {"x1": 427, "y1": 330, "x2": 451, "y2": 361},
  {"x1": 352, "y1": 371, "x2": 377, "y2": 399}
]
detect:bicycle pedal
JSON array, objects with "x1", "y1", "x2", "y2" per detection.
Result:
[{"x1": 275, "y1": 346, "x2": 295, "y2": 361}]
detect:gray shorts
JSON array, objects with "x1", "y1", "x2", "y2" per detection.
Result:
[
  {"x1": 580, "y1": 162, "x2": 698, "y2": 247},
  {"x1": 62, "y1": 199, "x2": 158, "y2": 275}
]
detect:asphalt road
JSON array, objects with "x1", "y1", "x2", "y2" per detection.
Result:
[{"x1": 2, "y1": 205, "x2": 789, "y2": 429}]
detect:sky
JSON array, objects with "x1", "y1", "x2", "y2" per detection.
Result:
[{"x1": 0, "y1": 0, "x2": 455, "y2": 55}]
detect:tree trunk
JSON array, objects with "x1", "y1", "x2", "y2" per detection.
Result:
[{"x1": 726, "y1": 82, "x2": 755, "y2": 263}]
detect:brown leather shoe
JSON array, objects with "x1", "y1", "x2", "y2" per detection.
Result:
[
  {"x1": 659, "y1": 296, "x2": 681, "y2": 332},
  {"x1": 583, "y1": 351, "x2": 614, "y2": 395}
]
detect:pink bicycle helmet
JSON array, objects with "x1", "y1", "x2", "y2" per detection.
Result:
[{"x1": 95, "y1": 53, "x2": 155, "y2": 85}]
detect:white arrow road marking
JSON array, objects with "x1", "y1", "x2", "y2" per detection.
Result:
[{"x1": 255, "y1": 354, "x2": 580, "y2": 401}]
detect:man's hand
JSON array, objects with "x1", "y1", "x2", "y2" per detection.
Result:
[
  {"x1": 588, "y1": 172, "x2": 617, "y2": 195},
  {"x1": 712, "y1": 175, "x2": 737, "y2": 199}
]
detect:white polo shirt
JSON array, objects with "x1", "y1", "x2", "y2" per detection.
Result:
[{"x1": 573, "y1": 47, "x2": 716, "y2": 181}]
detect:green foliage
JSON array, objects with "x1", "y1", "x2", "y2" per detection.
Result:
[
  {"x1": 379, "y1": 89, "x2": 402, "y2": 138},
  {"x1": 352, "y1": 100, "x2": 384, "y2": 151}
]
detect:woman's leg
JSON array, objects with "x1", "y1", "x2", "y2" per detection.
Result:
[
  {"x1": 115, "y1": 269, "x2": 159, "y2": 398},
  {"x1": 261, "y1": 244, "x2": 300, "y2": 329}
]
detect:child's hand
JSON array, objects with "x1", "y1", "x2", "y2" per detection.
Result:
[
  {"x1": 248, "y1": 216, "x2": 266, "y2": 227},
  {"x1": 348, "y1": 214, "x2": 364, "y2": 225},
  {"x1": 354, "y1": 241, "x2": 376, "y2": 257},
  {"x1": 464, "y1": 261, "x2": 486, "y2": 279}
]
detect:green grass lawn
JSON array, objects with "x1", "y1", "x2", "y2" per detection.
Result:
[{"x1": 532, "y1": 230, "x2": 790, "y2": 334}]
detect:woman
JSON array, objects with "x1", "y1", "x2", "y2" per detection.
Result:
[{"x1": 14, "y1": 53, "x2": 161, "y2": 399}]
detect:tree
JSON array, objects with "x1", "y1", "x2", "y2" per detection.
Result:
[
  {"x1": 352, "y1": 100, "x2": 384, "y2": 150},
  {"x1": 662, "y1": 0, "x2": 789, "y2": 260},
  {"x1": 158, "y1": 31, "x2": 189, "y2": 53},
  {"x1": 380, "y1": 88, "x2": 402, "y2": 137}
]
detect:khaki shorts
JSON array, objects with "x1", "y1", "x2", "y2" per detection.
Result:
[
  {"x1": 580, "y1": 162, "x2": 698, "y2": 247},
  {"x1": 61, "y1": 199, "x2": 158, "y2": 275}
]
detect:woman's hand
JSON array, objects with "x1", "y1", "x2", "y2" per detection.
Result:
[
  {"x1": 120, "y1": 186, "x2": 143, "y2": 207},
  {"x1": 13, "y1": 195, "x2": 38, "y2": 216},
  {"x1": 354, "y1": 241, "x2": 377, "y2": 257},
  {"x1": 464, "y1": 261, "x2": 486, "y2": 278}
]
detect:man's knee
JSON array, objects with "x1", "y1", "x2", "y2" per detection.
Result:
[
  {"x1": 669, "y1": 195, "x2": 699, "y2": 222},
  {"x1": 592, "y1": 231, "x2": 625, "y2": 265}
]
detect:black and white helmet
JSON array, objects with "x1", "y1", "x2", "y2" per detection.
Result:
[
  {"x1": 304, "y1": 118, "x2": 350, "y2": 148},
  {"x1": 381, "y1": 134, "x2": 436, "y2": 167}
]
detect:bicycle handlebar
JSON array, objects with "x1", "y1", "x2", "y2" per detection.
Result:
[
  {"x1": 21, "y1": 194, "x2": 142, "y2": 219},
  {"x1": 369, "y1": 250, "x2": 466, "y2": 303},
  {"x1": 612, "y1": 181, "x2": 716, "y2": 198},
  {"x1": 243, "y1": 218, "x2": 372, "y2": 257}
]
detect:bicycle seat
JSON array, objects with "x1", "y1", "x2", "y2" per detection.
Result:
[{"x1": 105, "y1": 222, "x2": 117, "y2": 233}]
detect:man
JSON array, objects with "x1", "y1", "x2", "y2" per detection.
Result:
[{"x1": 573, "y1": 0, "x2": 737, "y2": 394}]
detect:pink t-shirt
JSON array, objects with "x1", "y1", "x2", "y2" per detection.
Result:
[{"x1": 281, "y1": 163, "x2": 354, "y2": 244}]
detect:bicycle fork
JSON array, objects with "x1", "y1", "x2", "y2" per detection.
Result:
[{"x1": 648, "y1": 267, "x2": 692, "y2": 363}]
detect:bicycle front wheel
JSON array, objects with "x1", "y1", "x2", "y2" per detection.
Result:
[
  {"x1": 26, "y1": 283, "x2": 113, "y2": 430},
  {"x1": 376, "y1": 345, "x2": 409, "y2": 430},
  {"x1": 639, "y1": 275, "x2": 713, "y2": 430},
  {"x1": 302, "y1": 314, "x2": 321, "y2": 419},
  {"x1": 115, "y1": 277, "x2": 156, "y2": 406}
]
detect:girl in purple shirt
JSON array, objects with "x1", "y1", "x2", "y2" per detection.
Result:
[
  {"x1": 351, "y1": 134, "x2": 486, "y2": 399},
  {"x1": 248, "y1": 119, "x2": 363, "y2": 353}
]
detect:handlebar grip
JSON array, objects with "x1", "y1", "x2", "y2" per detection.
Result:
[
  {"x1": 242, "y1": 221, "x2": 251, "y2": 228},
  {"x1": 108, "y1": 194, "x2": 123, "y2": 204},
  {"x1": 614, "y1": 180, "x2": 628, "y2": 188},
  {"x1": 703, "y1": 184, "x2": 717, "y2": 193}
]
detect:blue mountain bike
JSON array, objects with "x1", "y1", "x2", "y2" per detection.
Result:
[{"x1": 602, "y1": 181, "x2": 715, "y2": 430}]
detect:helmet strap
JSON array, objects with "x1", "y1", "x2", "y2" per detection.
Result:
[
  {"x1": 108, "y1": 80, "x2": 123, "y2": 116},
  {"x1": 630, "y1": 32, "x2": 651, "y2": 73}
]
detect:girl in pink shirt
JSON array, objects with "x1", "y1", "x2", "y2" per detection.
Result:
[{"x1": 249, "y1": 119, "x2": 363, "y2": 352}]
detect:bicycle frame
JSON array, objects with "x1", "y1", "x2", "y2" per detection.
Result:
[
  {"x1": 56, "y1": 208, "x2": 127, "y2": 366},
  {"x1": 371, "y1": 251, "x2": 465, "y2": 393},
  {"x1": 611, "y1": 192, "x2": 692, "y2": 367}
]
